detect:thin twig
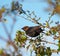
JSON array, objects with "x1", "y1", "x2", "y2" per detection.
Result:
[
  {"x1": 9, "y1": 17, "x2": 16, "y2": 39},
  {"x1": 8, "y1": 40, "x2": 18, "y2": 52},
  {"x1": 2, "y1": 22, "x2": 11, "y2": 40},
  {"x1": 41, "y1": 40, "x2": 57, "y2": 45},
  {"x1": 27, "y1": 38, "x2": 57, "y2": 45},
  {"x1": 20, "y1": 14, "x2": 40, "y2": 25},
  {"x1": 51, "y1": 49, "x2": 59, "y2": 53}
]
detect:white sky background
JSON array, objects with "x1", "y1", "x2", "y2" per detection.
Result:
[{"x1": 0, "y1": 0, "x2": 60, "y2": 56}]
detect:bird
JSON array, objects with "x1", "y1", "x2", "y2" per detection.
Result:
[{"x1": 22, "y1": 26, "x2": 44, "y2": 37}]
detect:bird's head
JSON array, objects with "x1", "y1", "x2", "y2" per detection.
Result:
[{"x1": 22, "y1": 26, "x2": 29, "y2": 31}]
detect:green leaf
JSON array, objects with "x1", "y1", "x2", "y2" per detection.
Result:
[{"x1": 0, "y1": 49, "x2": 3, "y2": 54}]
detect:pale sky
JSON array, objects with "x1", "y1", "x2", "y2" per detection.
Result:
[{"x1": 0, "y1": 0, "x2": 60, "y2": 56}]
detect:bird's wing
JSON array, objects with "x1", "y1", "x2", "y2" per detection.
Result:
[
  {"x1": 26, "y1": 27, "x2": 36, "y2": 36},
  {"x1": 26, "y1": 27, "x2": 34, "y2": 33}
]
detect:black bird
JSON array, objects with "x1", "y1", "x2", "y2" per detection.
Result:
[{"x1": 22, "y1": 26, "x2": 43, "y2": 37}]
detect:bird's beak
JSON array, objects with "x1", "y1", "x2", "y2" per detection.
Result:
[{"x1": 22, "y1": 27, "x2": 24, "y2": 30}]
